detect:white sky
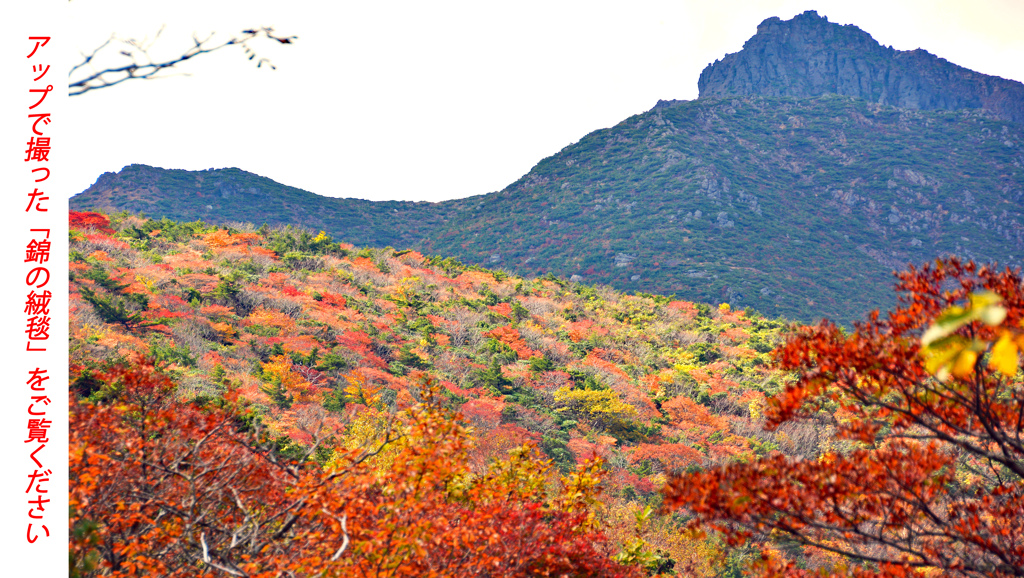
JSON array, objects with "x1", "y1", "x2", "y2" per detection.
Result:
[{"x1": 67, "y1": 0, "x2": 1024, "y2": 202}]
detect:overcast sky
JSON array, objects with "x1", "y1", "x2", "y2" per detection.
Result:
[{"x1": 66, "y1": 0, "x2": 1024, "y2": 202}]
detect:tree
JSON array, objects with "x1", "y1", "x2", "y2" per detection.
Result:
[
  {"x1": 70, "y1": 24, "x2": 295, "y2": 96},
  {"x1": 662, "y1": 258, "x2": 1024, "y2": 577},
  {"x1": 71, "y1": 362, "x2": 641, "y2": 577}
]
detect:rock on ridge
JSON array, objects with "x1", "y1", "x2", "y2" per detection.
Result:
[{"x1": 698, "y1": 10, "x2": 1024, "y2": 124}]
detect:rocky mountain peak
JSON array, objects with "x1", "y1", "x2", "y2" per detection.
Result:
[{"x1": 698, "y1": 10, "x2": 1024, "y2": 124}]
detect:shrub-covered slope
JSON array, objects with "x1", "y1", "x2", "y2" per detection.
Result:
[
  {"x1": 70, "y1": 211, "x2": 839, "y2": 574},
  {"x1": 424, "y1": 95, "x2": 1024, "y2": 325}
]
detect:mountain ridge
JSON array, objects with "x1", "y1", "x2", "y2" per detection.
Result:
[
  {"x1": 71, "y1": 12, "x2": 1024, "y2": 325},
  {"x1": 698, "y1": 10, "x2": 1024, "y2": 124}
]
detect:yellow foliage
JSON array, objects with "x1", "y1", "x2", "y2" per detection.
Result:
[
  {"x1": 330, "y1": 408, "x2": 405, "y2": 476},
  {"x1": 261, "y1": 355, "x2": 308, "y2": 393},
  {"x1": 920, "y1": 291, "x2": 1021, "y2": 380},
  {"x1": 748, "y1": 398, "x2": 764, "y2": 422},
  {"x1": 603, "y1": 501, "x2": 725, "y2": 577},
  {"x1": 343, "y1": 372, "x2": 381, "y2": 407},
  {"x1": 450, "y1": 444, "x2": 549, "y2": 504},
  {"x1": 136, "y1": 274, "x2": 156, "y2": 292},
  {"x1": 990, "y1": 330, "x2": 1024, "y2": 377},
  {"x1": 553, "y1": 386, "x2": 638, "y2": 431}
]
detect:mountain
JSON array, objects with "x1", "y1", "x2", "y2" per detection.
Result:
[
  {"x1": 699, "y1": 10, "x2": 1024, "y2": 125},
  {"x1": 420, "y1": 95, "x2": 1024, "y2": 324},
  {"x1": 73, "y1": 164, "x2": 456, "y2": 249},
  {"x1": 71, "y1": 11, "x2": 1024, "y2": 326}
]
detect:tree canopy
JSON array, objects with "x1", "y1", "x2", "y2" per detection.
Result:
[{"x1": 663, "y1": 258, "x2": 1024, "y2": 576}]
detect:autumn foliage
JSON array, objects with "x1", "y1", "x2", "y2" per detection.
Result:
[
  {"x1": 662, "y1": 259, "x2": 1024, "y2": 577},
  {"x1": 67, "y1": 211, "x2": 812, "y2": 574},
  {"x1": 70, "y1": 362, "x2": 639, "y2": 577}
]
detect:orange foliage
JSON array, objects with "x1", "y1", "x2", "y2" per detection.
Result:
[
  {"x1": 70, "y1": 364, "x2": 638, "y2": 577},
  {"x1": 687, "y1": 366, "x2": 711, "y2": 383},
  {"x1": 567, "y1": 438, "x2": 612, "y2": 465},
  {"x1": 662, "y1": 396, "x2": 729, "y2": 441},
  {"x1": 453, "y1": 270, "x2": 495, "y2": 287},
  {"x1": 663, "y1": 259, "x2": 1024, "y2": 576},
  {"x1": 721, "y1": 326, "x2": 749, "y2": 343},
  {"x1": 85, "y1": 233, "x2": 130, "y2": 250},
  {"x1": 666, "y1": 300, "x2": 697, "y2": 323},
  {"x1": 565, "y1": 319, "x2": 608, "y2": 342},
  {"x1": 179, "y1": 273, "x2": 221, "y2": 293},
  {"x1": 485, "y1": 325, "x2": 539, "y2": 359},
  {"x1": 262, "y1": 354, "x2": 312, "y2": 397},
  {"x1": 351, "y1": 256, "x2": 377, "y2": 271},
  {"x1": 199, "y1": 304, "x2": 235, "y2": 319},
  {"x1": 468, "y1": 423, "x2": 541, "y2": 470},
  {"x1": 318, "y1": 292, "x2": 348, "y2": 308},
  {"x1": 584, "y1": 352, "x2": 632, "y2": 382},
  {"x1": 202, "y1": 229, "x2": 261, "y2": 248},
  {"x1": 487, "y1": 302, "x2": 514, "y2": 318},
  {"x1": 706, "y1": 375, "x2": 741, "y2": 396},
  {"x1": 245, "y1": 306, "x2": 296, "y2": 330},
  {"x1": 460, "y1": 397, "x2": 505, "y2": 430}
]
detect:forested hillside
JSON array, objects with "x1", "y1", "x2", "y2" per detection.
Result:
[
  {"x1": 67, "y1": 10, "x2": 1024, "y2": 576},
  {"x1": 69, "y1": 210, "x2": 810, "y2": 575},
  {"x1": 68, "y1": 211, "x2": 1024, "y2": 576}
]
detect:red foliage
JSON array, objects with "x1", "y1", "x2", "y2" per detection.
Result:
[
  {"x1": 318, "y1": 292, "x2": 347, "y2": 308},
  {"x1": 567, "y1": 438, "x2": 615, "y2": 466},
  {"x1": 487, "y1": 302, "x2": 514, "y2": 318},
  {"x1": 485, "y1": 325, "x2": 539, "y2": 359},
  {"x1": 469, "y1": 423, "x2": 542, "y2": 469},
  {"x1": 442, "y1": 380, "x2": 486, "y2": 398},
  {"x1": 662, "y1": 259, "x2": 1024, "y2": 577},
  {"x1": 70, "y1": 364, "x2": 638, "y2": 577},
  {"x1": 460, "y1": 397, "x2": 504, "y2": 430},
  {"x1": 70, "y1": 210, "x2": 114, "y2": 233},
  {"x1": 336, "y1": 330, "x2": 372, "y2": 355},
  {"x1": 199, "y1": 304, "x2": 235, "y2": 319}
]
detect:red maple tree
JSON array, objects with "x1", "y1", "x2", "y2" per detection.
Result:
[{"x1": 662, "y1": 259, "x2": 1024, "y2": 577}]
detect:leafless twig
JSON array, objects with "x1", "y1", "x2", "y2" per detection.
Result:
[{"x1": 69, "y1": 26, "x2": 296, "y2": 96}]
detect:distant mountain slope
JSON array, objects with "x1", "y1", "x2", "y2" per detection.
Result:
[
  {"x1": 699, "y1": 10, "x2": 1024, "y2": 125},
  {"x1": 71, "y1": 12, "x2": 1024, "y2": 325},
  {"x1": 72, "y1": 165, "x2": 456, "y2": 249},
  {"x1": 422, "y1": 95, "x2": 1024, "y2": 324}
]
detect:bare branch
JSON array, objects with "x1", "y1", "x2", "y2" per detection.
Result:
[
  {"x1": 69, "y1": 26, "x2": 296, "y2": 96},
  {"x1": 201, "y1": 532, "x2": 249, "y2": 577},
  {"x1": 330, "y1": 515, "x2": 350, "y2": 562}
]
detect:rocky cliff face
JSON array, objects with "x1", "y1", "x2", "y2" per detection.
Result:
[{"x1": 698, "y1": 10, "x2": 1024, "y2": 125}]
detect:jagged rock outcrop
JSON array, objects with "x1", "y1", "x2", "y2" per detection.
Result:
[{"x1": 698, "y1": 10, "x2": 1024, "y2": 125}]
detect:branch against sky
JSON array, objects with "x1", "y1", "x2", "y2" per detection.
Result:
[{"x1": 69, "y1": 25, "x2": 296, "y2": 96}]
